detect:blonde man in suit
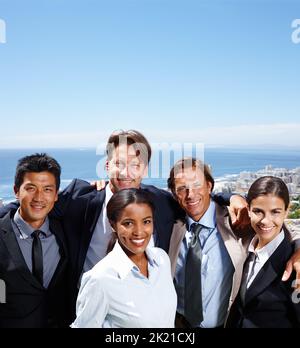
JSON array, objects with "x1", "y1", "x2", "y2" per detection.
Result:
[{"x1": 167, "y1": 158, "x2": 300, "y2": 328}]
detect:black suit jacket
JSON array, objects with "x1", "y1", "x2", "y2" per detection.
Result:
[
  {"x1": 0, "y1": 211, "x2": 69, "y2": 328},
  {"x1": 226, "y1": 231, "x2": 300, "y2": 328}
]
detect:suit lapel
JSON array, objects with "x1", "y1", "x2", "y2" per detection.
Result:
[
  {"x1": 245, "y1": 261, "x2": 278, "y2": 305},
  {"x1": 47, "y1": 217, "x2": 68, "y2": 289},
  {"x1": 215, "y1": 203, "x2": 249, "y2": 270},
  {"x1": 245, "y1": 234, "x2": 292, "y2": 305},
  {"x1": 0, "y1": 211, "x2": 43, "y2": 289},
  {"x1": 215, "y1": 203, "x2": 254, "y2": 306},
  {"x1": 168, "y1": 220, "x2": 186, "y2": 278}
]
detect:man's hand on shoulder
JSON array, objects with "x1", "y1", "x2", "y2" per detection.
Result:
[
  {"x1": 228, "y1": 194, "x2": 250, "y2": 229},
  {"x1": 90, "y1": 180, "x2": 107, "y2": 191},
  {"x1": 282, "y1": 248, "x2": 300, "y2": 291}
]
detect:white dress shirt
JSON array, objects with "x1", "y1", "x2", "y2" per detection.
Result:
[
  {"x1": 71, "y1": 241, "x2": 177, "y2": 328},
  {"x1": 246, "y1": 231, "x2": 285, "y2": 289}
]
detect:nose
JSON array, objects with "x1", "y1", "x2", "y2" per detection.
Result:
[
  {"x1": 132, "y1": 222, "x2": 149, "y2": 237},
  {"x1": 33, "y1": 189, "x2": 44, "y2": 201},
  {"x1": 186, "y1": 188, "x2": 196, "y2": 200},
  {"x1": 119, "y1": 165, "x2": 131, "y2": 178},
  {"x1": 260, "y1": 213, "x2": 272, "y2": 225}
]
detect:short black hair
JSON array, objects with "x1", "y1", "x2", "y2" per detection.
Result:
[{"x1": 14, "y1": 153, "x2": 61, "y2": 191}]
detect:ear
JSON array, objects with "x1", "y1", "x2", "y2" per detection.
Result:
[
  {"x1": 207, "y1": 181, "x2": 213, "y2": 193},
  {"x1": 54, "y1": 191, "x2": 59, "y2": 202},
  {"x1": 142, "y1": 165, "x2": 149, "y2": 178},
  {"x1": 285, "y1": 204, "x2": 291, "y2": 219},
  {"x1": 248, "y1": 205, "x2": 251, "y2": 218},
  {"x1": 105, "y1": 159, "x2": 109, "y2": 173},
  {"x1": 14, "y1": 185, "x2": 19, "y2": 199},
  {"x1": 109, "y1": 220, "x2": 117, "y2": 233}
]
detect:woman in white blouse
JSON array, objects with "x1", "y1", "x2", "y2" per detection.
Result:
[{"x1": 71, "y1": 188, "x2": 177, "y2": 328}]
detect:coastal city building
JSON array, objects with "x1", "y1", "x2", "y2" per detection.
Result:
[
  {"x1": 213, "y1": 165, "x2": 300, "y2": 226},
  {"x1": 214, "y1": 165, "x2": 300, "y2": 196}
]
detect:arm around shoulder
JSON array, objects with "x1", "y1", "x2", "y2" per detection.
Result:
[{"x1": 0, "y1": 201, "x2": 19, "y2": 218}]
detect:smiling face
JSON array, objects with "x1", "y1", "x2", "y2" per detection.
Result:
[
  {"x1": 174, "y1": 166, "x2": 212, "y2": 222},
  {"x1": 249, "y1": 194, "x2": 288, "y2": 247},
  {"x1": 106, "y1": 144, "x2": 148, "y2": 193},
  {"x1": 113, "y1": 203, "x2": 153, "y2": 258},
  {"x1": 14, "y1": 171, "x2": 58, "y2": 229}
]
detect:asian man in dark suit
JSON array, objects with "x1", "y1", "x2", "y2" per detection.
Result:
[{"x1": 0, "y1": 154, "x2": 69, "y2": 328}]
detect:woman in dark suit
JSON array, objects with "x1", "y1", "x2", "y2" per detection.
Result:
[{"x1": 226, "y1": 176, "x2": 300, "y2": 328}]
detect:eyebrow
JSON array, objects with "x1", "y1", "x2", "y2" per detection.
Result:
[
  {"x1": 121, "y1": 216, "x2": 153, "y2": 220},
  {"x1": 24, "y1": 183, "x2": 55, "y2": 188},
  {"x1": 252, "y1": 207, "x2": 283, "y2": 211}
]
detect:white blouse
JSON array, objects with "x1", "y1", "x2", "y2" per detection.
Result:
[{"x1": 71, "y1": 241, "x2": 177, "y2": 328}]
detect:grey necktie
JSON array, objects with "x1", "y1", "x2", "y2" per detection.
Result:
[
  {"x1": 239, "y1": 252, "x2": 256, "y2": 304},
  {"x1": 31, "y1": 230, "x2": 44, "y2": 286},
  {"x1": 184, "y1": 223, "x2": 203, "y2": 327}
]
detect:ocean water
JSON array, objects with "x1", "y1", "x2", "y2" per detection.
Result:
[{"x1": 1, "y1": 147, "x2": 300, "y2": 204}]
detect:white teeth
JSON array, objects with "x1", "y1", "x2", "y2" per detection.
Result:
[
  {"x1": 259, "y1": 226, "x2": 274, "y2": 232},
  {"x1": 132, "y1": 239, "x2": 145, "y2": 245},
  {"x1": 187, "y1": 201, "x2": 199, "y2": 206}
]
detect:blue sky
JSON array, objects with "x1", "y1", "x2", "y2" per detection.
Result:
[{"x1": 0, "y1": 0, "x2": 300, "y2": 148}]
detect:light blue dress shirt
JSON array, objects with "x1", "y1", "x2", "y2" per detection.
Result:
[
  {"x1": 71, "y1": 241, "x2": 177, "y2": 328},
  {"x1": 175, "y1": 200, "x2": 234, "y2": 328}
]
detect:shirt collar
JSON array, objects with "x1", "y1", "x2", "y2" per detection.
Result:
[
  {"x1": 186, "y1": 199, "x2": 216, "y2": 231},
  {"x1": 248, "y1": 230, "x2": 285, "y2": 262},
  {"x1": 105, "y1": 184, "x2": 114, "y2": 205},
  {"x1": 13, "y1": 209, "x2": 50, "y2": 239},
  {"x1": 111, "y1": 240, "x2": 160, "y2": 280}
]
